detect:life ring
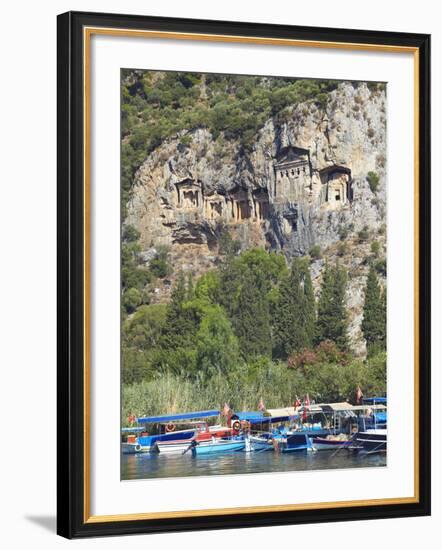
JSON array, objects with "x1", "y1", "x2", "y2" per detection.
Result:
[
  {"x1": 232, "y1": 420, "x2": 241, "y2": 432},
  {"x1": 165, "y1": 423, "x2": 176, "y2": 433}
]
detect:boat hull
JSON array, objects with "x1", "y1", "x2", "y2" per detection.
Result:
[
  {"x1": 311, "y1": 437, "x2": 353, "y2": 451},
  {"x1": 191, "y1": 439, "x2": 245, "y2": 456},
  {"x1": 127, "y1": 429, "x2": 196, "y2": 453},
  {"x1": 354, "y1": 430, "x2": 387, "y2": 453},
  {"x1": 249, "y1": 435, "x2": 274, "y2": 451},
  {"x1": 155, "y1": 440, "x2": 194, "y2": 455},
  {"x1": 278, "y1": 433, "x2": 312, "y2": 453},
  {"x1": 122, "y1": 442, "x2": 145, "y2": 454}
]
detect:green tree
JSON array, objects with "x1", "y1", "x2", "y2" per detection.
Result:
[
  {"x1": 149, "y1": 245, "x2": 172, "y2": 279},
  {"x1": 217, "y1": 248, "x2": 286, "y2": 359},
  {"x1": 195, "y1": 271, "x2": 220, "y2": 303},
  {"x1": 316, "y1": 263, "x2": 348, "y2": 350},
  {"x1": 361, "y1": 265, "x2": 386, "y2": 356},
  {"x1": 218, "y1": 226, "x2": 241, "y2": 256},
  {"x1": 160, "y1": 272, "x2": 197, "y2": 351},
  {"x1": 234, "y1": 272, "x2": 272, "y2": 359},
  {"x1": 302, "y1": 262, "x2": 316, "y2": 346},
  {"x1": 273, "y1": 258, "x2": 316, "y2": 358},
  {"x1": 186, "y1": 273, "x2": 195, "y2": 300},
  {"x1": 122, "y1": 287, "x2": 142, "y2": 313},
  {"x1": 196, "y1": 306, "x2": 241, "y2": 379}
]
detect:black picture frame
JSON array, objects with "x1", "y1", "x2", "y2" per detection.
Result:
[{"x1": 57, "y1": 10, "x2": 431, "y2": 539}]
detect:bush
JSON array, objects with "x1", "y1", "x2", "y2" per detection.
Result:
[
  {"x1": 367, "y1": 171, "x2": 380, "y2": 194},
  {"x1": 122, "y1": 287, "x2": 142, "y2": 313},
  {"x1": 337, "y1": 242, "x2": 348, "y2": 257},
  {"x1": 371, "y1": 240, "x2": 380, "y2": 257},
  {"x1": 149, "y1": 246, "x2": 172, "y2": 279},
  {"x1": 309, "y1": 244, "x2": 322, "y2": 260},
  {"x1": 338, "y1": 226, "x2": 349, "y2": 240},
  {"x1": 357, "y1": 225, "x2": 369, "y2": 243},
  {"x1": 374, "y1": 258, "x2": 387, "y2": 276},
  {"x1": 218, "y1": 227, "x2": 241, "y2": 256}
]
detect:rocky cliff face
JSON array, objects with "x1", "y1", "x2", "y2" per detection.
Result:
[{"x1": 125, "y1": 82, "x2": 387, "y2": 356}]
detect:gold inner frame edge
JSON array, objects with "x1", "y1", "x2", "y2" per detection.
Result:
[{"x1": 82, "y1": 26, "x2": 420, "y2": 524}]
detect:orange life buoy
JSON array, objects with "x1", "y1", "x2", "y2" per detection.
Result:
[{"x1": 165, "y1": 423, "x2": 175, "y2": 433}]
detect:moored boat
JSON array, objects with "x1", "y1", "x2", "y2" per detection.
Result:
[
  {"x1": 191, "y1": 438, "x2": 245, "y2": 456},
  {"x1": 248, "y1": 434, "x2": 275, "y2": 451},
  {"x1": 311, "y1": 434, "x2": 353, "y2": 451},
  {"x1": 154, "y1": 439, "x2": 195, "y2": 455},
  {"x1": 277, "y1": 433, "x2": 312, "y2": 453},
  {"x1": 122, "y1": 409, "x2": 222, "y2": 453},
  {"x1": 352, "y1": 429, "x2": 387, "y2": 453}
]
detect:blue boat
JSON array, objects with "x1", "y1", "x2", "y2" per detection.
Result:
[
  {"x1": 190, "y1": 438, "x2": 245, "y2": 456},
  {"x1": 279, "y1": 433, "x2": 312, "y2": 453},
  {"x1": 122, "y1": 409, "x2": 221, "y2": 453},
  {"x1": 248, "y1": 433, "x2": 275, "y2": 451}
]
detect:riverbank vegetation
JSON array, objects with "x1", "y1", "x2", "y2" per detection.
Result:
[{"x1": 122, "y1": 230, "x2": 386, "y2": 421}]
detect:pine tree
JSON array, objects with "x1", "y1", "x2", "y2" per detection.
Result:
[
  {"x1": 301, "y1": 261, "x2": 316, "y2": 346},
  {"x1": 316, "y1": 263, "x2": 348, "y2": 350},
  {"x1": 273, "y1": 258, "x2": 316, "y2": 358},
  {"x1": 196, "y1": 306, "x2": 241, "y2": 379},
  {"x1": 234, "y1": 272, "x2": 272, "y2": 359},
  {"x1": 361, "y1": 265, "x2": 386, "y2": 356},
  {"x1": 160, "y1": 272, "x2": 196, "y2": 350}
]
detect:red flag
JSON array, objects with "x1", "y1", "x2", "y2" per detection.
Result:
[
  {"x1": 222, "y1": 403, "x2": 231, "y2": 417},
  {"x1": 258, "y1": 397, "x2": 266, "y2": 411},
  {"x1": 294, "y1": 396, "x2": 302, "y2": 409},
  {"x1": 356, "y1": 385, "x2": 363, "y2": 405}
]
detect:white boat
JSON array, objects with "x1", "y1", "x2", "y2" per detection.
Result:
[
  {"x1": 249, "y1": 434, "x2": 274, "y2": 451},
  {"x1": 154, "y1": 439, "x2": 195, "y2": 455},
  {"x1": 311, "y1": 434, "x2": 353, "y2": 451}
]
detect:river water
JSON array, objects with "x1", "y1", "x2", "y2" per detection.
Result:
[{"x1": 121, "y1": 449, "x2": 386, "y2": 480}]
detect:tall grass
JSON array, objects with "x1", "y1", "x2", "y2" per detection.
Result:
[{"x1": 122, "y1": 353, "x2": 386, "y2": 424}]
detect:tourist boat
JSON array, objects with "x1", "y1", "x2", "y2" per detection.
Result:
[
  {"x1": 190, "y1": 438, "x2": 245, "y2": 456},
  {"x1": 352, "y1": 429, "x2": 387, "y2": 453},
  {"x1": 122, "y1": 409, "x2": 221, "y2": 454},
  {"x1": 248, "y1": 433, "x2": 275, "y2": 451},
  {"x1": 122, "y1": 428, "x2": 196, "y2": 454},
  {"x1": 154, "y1": 423, "x2": 233, "y2": 455},
  {"x1": 310, "y1": 434, "x2": 354, "y2": 451},
  {"x1": 154, "y1": 439, "x2": 195, "y2": 455},
  {"x1": 277, "y1": 433, "x2": 313, "y2": 453}
]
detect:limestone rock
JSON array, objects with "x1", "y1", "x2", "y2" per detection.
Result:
[{"x1": 125, "y1": 82, "x2": 387, "y2": 356}]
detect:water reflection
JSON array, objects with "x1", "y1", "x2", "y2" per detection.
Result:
[{"x1": 122, "y1": 450, "x2": 386, "y2": 480}]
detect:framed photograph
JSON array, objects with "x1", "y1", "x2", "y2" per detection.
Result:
[{"x1": 57, "y1": 11, "x2": 431, "y2": 538}]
